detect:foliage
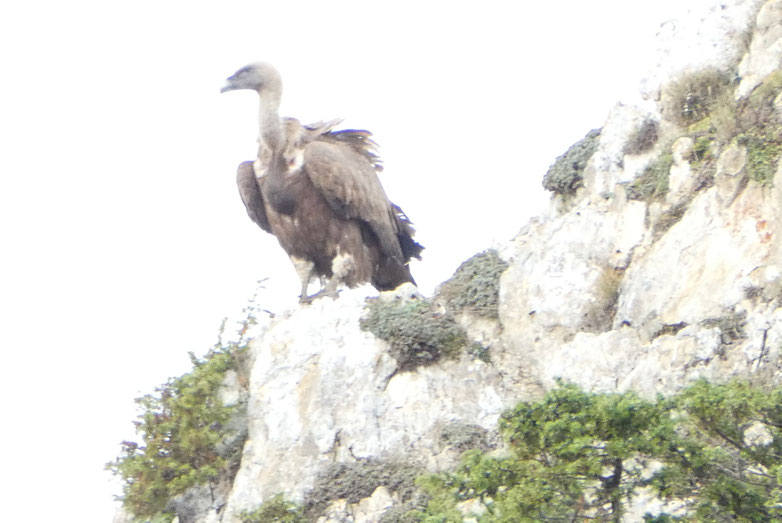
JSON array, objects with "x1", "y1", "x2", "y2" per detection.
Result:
[
  {"x1": 743, "y1": 134, "x2": 782, "y2": 185},
  {"x1": 440, "y1": 422, "x2": 493, "y2": 454},
  {"x1": 627, "y1": 150, "x2": 674, "y2": 202},
  {"x1": 664, "y1": 68, "x2": 733, "y2": 127},
  {"x1": 691, "y1": 134, "x2": 716, "y2": 167},
  {"x1": 659, "y1": 380, "x2": 782, "y2": 521},
  {"x1": 413, "y1": 380, "x2": 782, "y2": 522},
  {"x1": 673, "y1": 69, "x2": 782, "y2": 187},
  {"x1": 107, "y1": 348, "x2": 242, "y2": 518},
  {"x1": 437, "y1": 249, "x2": 508, "y2": 319},
  {"x1": 653, "y1": 201, "x2": 689, "y2": 239},
  {"x1": 361, "y1": 297, "x2": 469, "y2": 371},
  {"x1": 738, "y1": 71, "x2": 782, "y2": 185},
  {"x1": 624, "y1": 118, "x2": 660, "y2": 156},
  {"x1": 239, "y1": 495, "x2": 305, "y2": 523},
  {"x1": 700, "y1": 309, "x2": 747, "y2": 354},
  {"x1": 303, "y1": 459, "x2": 422, "y2": 520},
  {"x1": 542, "y1": 128, "x2": 601, "y2": 195},
  {"x1": 581, "y1": 266, "x2": 624, "y2": 333},
  {"x1": 107, "y1": 283, "x2": 268, "y2": 519}
]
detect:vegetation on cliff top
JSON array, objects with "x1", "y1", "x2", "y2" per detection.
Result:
[
  {"x1": 107, "y1": 284, "x2": 266, "y2": 520},
  {"x1": 107, "y1": 347, "x2": 244, "y2": 518},
  {"x1": 361, "y1": 296, "x2": 470, "y2": 371},
  {"x1": 542, "y1": 129, "x2": 602, "y2": 195}
]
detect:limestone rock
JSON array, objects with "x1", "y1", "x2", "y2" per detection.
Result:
[
  {"x1": 220, "y1": 287, "x2": 525, "y2": 522},
  {"x1": 716, "y1": 141, "x2": 748, "y2": 177},
  {"x1": 738, "y1": 0, "x2": 782, "y2": 97}
]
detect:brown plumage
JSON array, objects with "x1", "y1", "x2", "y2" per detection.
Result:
[{"x1": 222, "y1": 63, "x2": 423, "y2": 302}]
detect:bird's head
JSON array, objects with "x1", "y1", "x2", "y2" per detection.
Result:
[{"x1": 221, "y1": 62, "x2": 282, "y2": 96}]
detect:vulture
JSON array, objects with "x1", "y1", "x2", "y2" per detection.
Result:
[{"x1": 221, "y1": 63, "x2": 423, "y2": 302}]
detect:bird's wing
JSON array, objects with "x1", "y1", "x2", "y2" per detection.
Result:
[
  {"x1": 236, "y1": 161, "x2": 271, "y2": 233},
  {"x1": 303, "y1": 138, "x2": 403, "y2": 260}
]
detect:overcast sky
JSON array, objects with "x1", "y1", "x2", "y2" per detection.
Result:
[{"x1": 0, "y1": 1, "x2": 684, "y2": 520}]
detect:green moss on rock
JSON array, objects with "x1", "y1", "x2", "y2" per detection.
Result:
[
  {"x1": 240, "y1": 495, "x2": 305, "y2": 523},
  {"x1": 303, "y1": 460, "x2": 421, "y2": 520},
  {"x1": 361, "y1": 298, "x2": 468, "y2": 371},
  {"x1": 437, "y1": 249, "x2": 508, "y2": 320},
  {"x1": 543, "y1": 129, "x2": 601, "y2": 195},
  {"x1": 440, "y1": 422, "x2": 493, "y2": 454},
  {"x1": 627, "y1": 150, "x2": 674, "y2": 202}
]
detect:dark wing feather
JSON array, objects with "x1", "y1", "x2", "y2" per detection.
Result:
[
  {"x1": 392, "y1": 204, "x2": 424, "y2": 261},
  {"x1": 236, "y1": 161, "x2": 271, "y2": 232},
  {"x1": 303, "y1": 139, "x2": 403, "y2": 260},
  {"x1": 321, "y1": 129, "x2": 383, "y2": 172}
]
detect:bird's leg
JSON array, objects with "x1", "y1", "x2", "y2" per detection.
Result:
[
  {"x1": 291, "y1": 257, "x2": 315, "y2": 304},
  {"x1": 320, "y1": 253, "x2": 356, "y2": 300}
]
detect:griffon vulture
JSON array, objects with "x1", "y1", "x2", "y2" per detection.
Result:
[{"x1": 222, "y1": 63, "x2": 423, "y2": 302}]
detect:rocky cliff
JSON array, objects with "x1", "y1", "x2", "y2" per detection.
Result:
[{"x1": 114, "y1": 0, "x2": 782, "y2": 521}]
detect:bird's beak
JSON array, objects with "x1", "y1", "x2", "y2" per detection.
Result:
[{"x1": 220, "y1": 75, "x2": 238, "y2": 93}]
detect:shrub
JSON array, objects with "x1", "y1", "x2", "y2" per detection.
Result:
[
  {"x1": 542, "y1": 129, "x2": 601, "y2": 195},
  {"x1": 413, "y1": 380, "x2": 782, "y2": 522},
  {"x1": 664, "y1": 68, "x2": 733, "y2": 127},
  {"x1": 680, "y1": 70, "x2": 782, "y2": 186},
  {"x1": 361, "y1": 297, "x2": 468, "y2": 371},
  {"x1": 741, "y1": 132, "x2": 782, "y2": 185},
  {"x1": 107, "y1": 348, "x2": 245, "y2": 518},
  {"x1": 107, "y1": 281, "x2": 268, "y2": 519},
  {"x1": 303, "y1": 460, "x2": 422, "y2": 520},
  {"x1": 624, "y1": 118, "x2": 660, "y2": 155},
  {"x1": 415, "y1": 383, "x2": 671, "y2": 521},
  {"x1": 581, "y1": 266, "x2": 624, "y2": 333},
  {"x1": 627, "y1": 150, "x2": 674, "y2": 202},
  {"x1": 736, "y1": 71, "x2": 782, "y2": 185},
  {"x1": 240, "y1": 495, "x2": 305, "y2": 523},
  {"x1": 437, "y1": 249, "x2": 508, "y2": 320},
  {"x1": 653, "y1": 201, "x2": 689, "y2": 239},
  {"x1": 439, "y1": 422, "x2": 493, "y2": 454}
]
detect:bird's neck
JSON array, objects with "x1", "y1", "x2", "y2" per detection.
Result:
[
  {"x1": 257, "y1": 92, "x2": 296, "y2": 214},
  {"x1": 258, "y1": 91, "x2": 282, "y2": 152}
]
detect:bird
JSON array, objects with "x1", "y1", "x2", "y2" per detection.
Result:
[{"x1": 221, "y1": 62, "x2": 423, "y2": 303}]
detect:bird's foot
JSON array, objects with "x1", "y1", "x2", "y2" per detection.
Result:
[{"x1": 299, "y1": 287, "x2": 340, "y2": 304}]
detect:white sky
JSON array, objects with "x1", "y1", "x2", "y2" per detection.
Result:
[{"x1": 0, "y1": 1, "x2": 684, "y2": 520}]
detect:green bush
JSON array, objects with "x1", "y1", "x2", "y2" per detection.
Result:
[
  {"x1": 581, "y1": 266, "x2": 624, "y2": 333},
  {"x1": 542, "y1": 129, "x2": 601, "y2": 195},
  {"x1": 240, "y1": 495, "x2": 305, "y2": 523},
  {"x1": 107, "y1": 282, "x2": 267, "y2": 520},
  {"x1": 107, "y1": 347, "x2": 246, "y2": 519},
  {"x1": 413, "y1": 380, "x2": 782, "y2": 522},
  {"x1": 624, "y1": 118, "x2": 660, "y2": 156},
  {"x1": 361, "y1": 298, "x2": 468, "y2": 371},
  {"x1": 303, "y1": 460, "x2": 422, "y2": 520},
  {"x1": 439, "y1": 422, "x2": 493, "y2": 454},
  {"x1": 627, "y1": 150, "x2": 674, "y2": 202},
  {"x1": 677, "y1": 69, "x2": 782, "y2": 187},
  {"x1": 664, "y1": 68, "x2": 733, "y2": 127},
  {"x1": 437, "y1": 250, "x2": 508, "y2": 320}
]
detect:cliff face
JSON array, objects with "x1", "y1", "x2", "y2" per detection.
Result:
[{"x1": 115, "y1": 0, "x2": 782, "y2": 521}]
